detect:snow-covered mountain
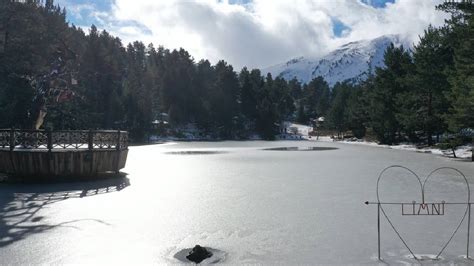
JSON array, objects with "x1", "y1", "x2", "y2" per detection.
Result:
[{"x1": 263, "y1": 35, "x2": 410, "y2": 87}]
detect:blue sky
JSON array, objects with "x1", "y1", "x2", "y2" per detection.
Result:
[
  {"x1": 54, "y1": 0, "x2": 446, "y2": 69},
  {"x1": 55, "y1": 0, "x2": 113, "y2": 27},
  {"x1": 332, "y1": 18, "x2": 350, "y2": 37},
  {"x1": 361, "y1": 0, "x2": 395, "y2": 8}
]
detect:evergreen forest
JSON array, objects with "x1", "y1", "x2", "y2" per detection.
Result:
[{"x1": 0, "y1": 0, "x2": 472, "y2": 146}]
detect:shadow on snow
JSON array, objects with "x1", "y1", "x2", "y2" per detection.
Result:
[{"x1": 0, "y1": 173, "x2": 130, "y2": 247}]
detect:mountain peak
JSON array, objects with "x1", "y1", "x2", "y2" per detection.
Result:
[{"x1": 263, "y1": 34, "x2": 410, "y2": 87}]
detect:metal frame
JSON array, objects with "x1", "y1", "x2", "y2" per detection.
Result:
[{"x1": 365, "y1": 165, "x2": 471, "y2": 261}]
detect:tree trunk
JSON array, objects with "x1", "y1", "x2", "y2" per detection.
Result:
[
  {"x1": 427, "y1": 90, "x2": 433, "y2": 146},
  {"x1": 0, "y1": 29, "x2": 5, "y2": 53},
  {"x1": 34, "y1": 107, "x2": 47, "y2": 130},
  {"x1": 428, "y1": 132, "x2": 433, "y2": 146}
]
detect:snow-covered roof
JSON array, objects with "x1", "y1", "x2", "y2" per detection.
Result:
[{"x1": 151, "y1": 120, "x2": 168, "y2": 124}]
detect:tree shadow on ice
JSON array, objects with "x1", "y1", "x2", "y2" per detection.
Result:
[{"x1": 0, "y1": 173, "x2": 130, "y2": 247}]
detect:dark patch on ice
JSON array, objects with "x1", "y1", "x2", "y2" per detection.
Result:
[
  {"x1": 186, "y1": 245, "x2": 212, "y2": 263},
  {"x1": 165, "y1": 150, "x2": 226, "y2": 155},
  {"x1": 263, "y1": 146, "x2": 338, "y2": 151},
  {"x1": 31, "y1": 216, "x2": 43, "y2": 222},
  {"x1": 174, "y1": 247, "x2": 226, "y2": 264}
]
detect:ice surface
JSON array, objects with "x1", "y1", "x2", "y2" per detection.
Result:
[{"x1": 0, "y1": 141, "x2": 473, "y2": 264}]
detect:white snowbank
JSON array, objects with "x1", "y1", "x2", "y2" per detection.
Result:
[{"x1": 314, "y1": 137, "x2": 472, "y2": 160}]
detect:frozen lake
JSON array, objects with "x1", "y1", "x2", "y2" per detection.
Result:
[{"x1": 0, "y1": 141, "x2": 473, "y2": 264}]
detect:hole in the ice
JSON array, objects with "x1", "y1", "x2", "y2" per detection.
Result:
[
  {"x1": 165, "y1": 150, "x2": 226, "y2": 155},
  {"x1": 263, "y1": 146, "x2": 338, "y2": 151},
  {"x1": 174, "y1": 246, "x2": 226, "y2": 264}
]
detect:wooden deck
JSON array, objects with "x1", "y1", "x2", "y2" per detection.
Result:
[{"x1": 0, "y1": 129, "x2": 128, "y2": 178}]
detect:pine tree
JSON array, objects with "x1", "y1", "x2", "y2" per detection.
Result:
[
  {"x1": 160, "y1": 48, "x2": 196, "y2": 126},
  {"x1": 444, "y1": 8, "x2": 474, "y2": 132},
  {"x1": 327, "y1": 82, "x2": 351, "y2": 137},
  {"x1": 210, "y1": 60, "x2": 239, "y2": 138},
  {"x1": 288, "y1": 78, "x2": 302, "y2": 100},
  {"x1": 296, "y1": 104, "x2": 307, "y2": 124},
  {"x1": 397, "y1": 27, "x2": 450, "y2": 145},
  {"x1": 272, "y1": 77, "x2": 295, "y2": 121},
  {"x1": 193, "y1": 59, "x2": 214, "y2": 130},
  {"x1": 370, "y1": 44, "x2": 412, "y2": 144},
  {"x1": 302, "y1": 76, "x2": 330, "y2": 120},
  {"x1": 347, "y1": 79, "x2": 371, "y2": 138},
  {"x1": 239, "y1": 67, "x2": 256, "y2": 121},
  {"x1": 255, "y1": 73, "x2": 278, "y2": 139}
]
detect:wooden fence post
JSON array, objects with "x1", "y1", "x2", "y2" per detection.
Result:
[
  {"x1": 47, "y1": 129, "x2": 52, "y2": 152},
  {"x1": 88, "y1": 129, "x2": 94, "y2": 175},
  {"x1": 116, "y1": 130, "x2": 121, "y2": 151},
  {"x1": 115, "y1": 129, "x2": 121, "y2": 174},
  {"x1": 88, "y1": 129, "x2": 93, "y2": 151},
  {"x1": 8, "y1": 128, "x2": 16, "y2": 173},
  {"x1": 9, "y1": 128, "x2": 14, "y2": 151}
]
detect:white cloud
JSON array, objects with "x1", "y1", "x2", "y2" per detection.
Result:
[{"x1": 67, "y1": 0, "x2": 450, "y2": 70}]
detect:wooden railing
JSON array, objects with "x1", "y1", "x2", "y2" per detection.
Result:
[{"x1": 0, "y1": 129, "x2": 128, "y2": 151}]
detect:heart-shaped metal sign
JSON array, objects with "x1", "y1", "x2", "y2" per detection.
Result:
[{"x1": 371, "y1": 165, "x2": 470, "y2": 261}]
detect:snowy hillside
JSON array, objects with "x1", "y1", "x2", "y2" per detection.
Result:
[{"x1": 263, "y1": 35, "x2": 410, "y2": 87}]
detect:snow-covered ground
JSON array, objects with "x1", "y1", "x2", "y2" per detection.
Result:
[
  {"x1": 315, "y1": 137, "x2": 473, "y2": 160},
  {"x1": 342, "y1": 140, "x2": 472, "y2": 160},
  {"x1": 287, "y1": 122, "x2": 473, "y2": 160}
]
